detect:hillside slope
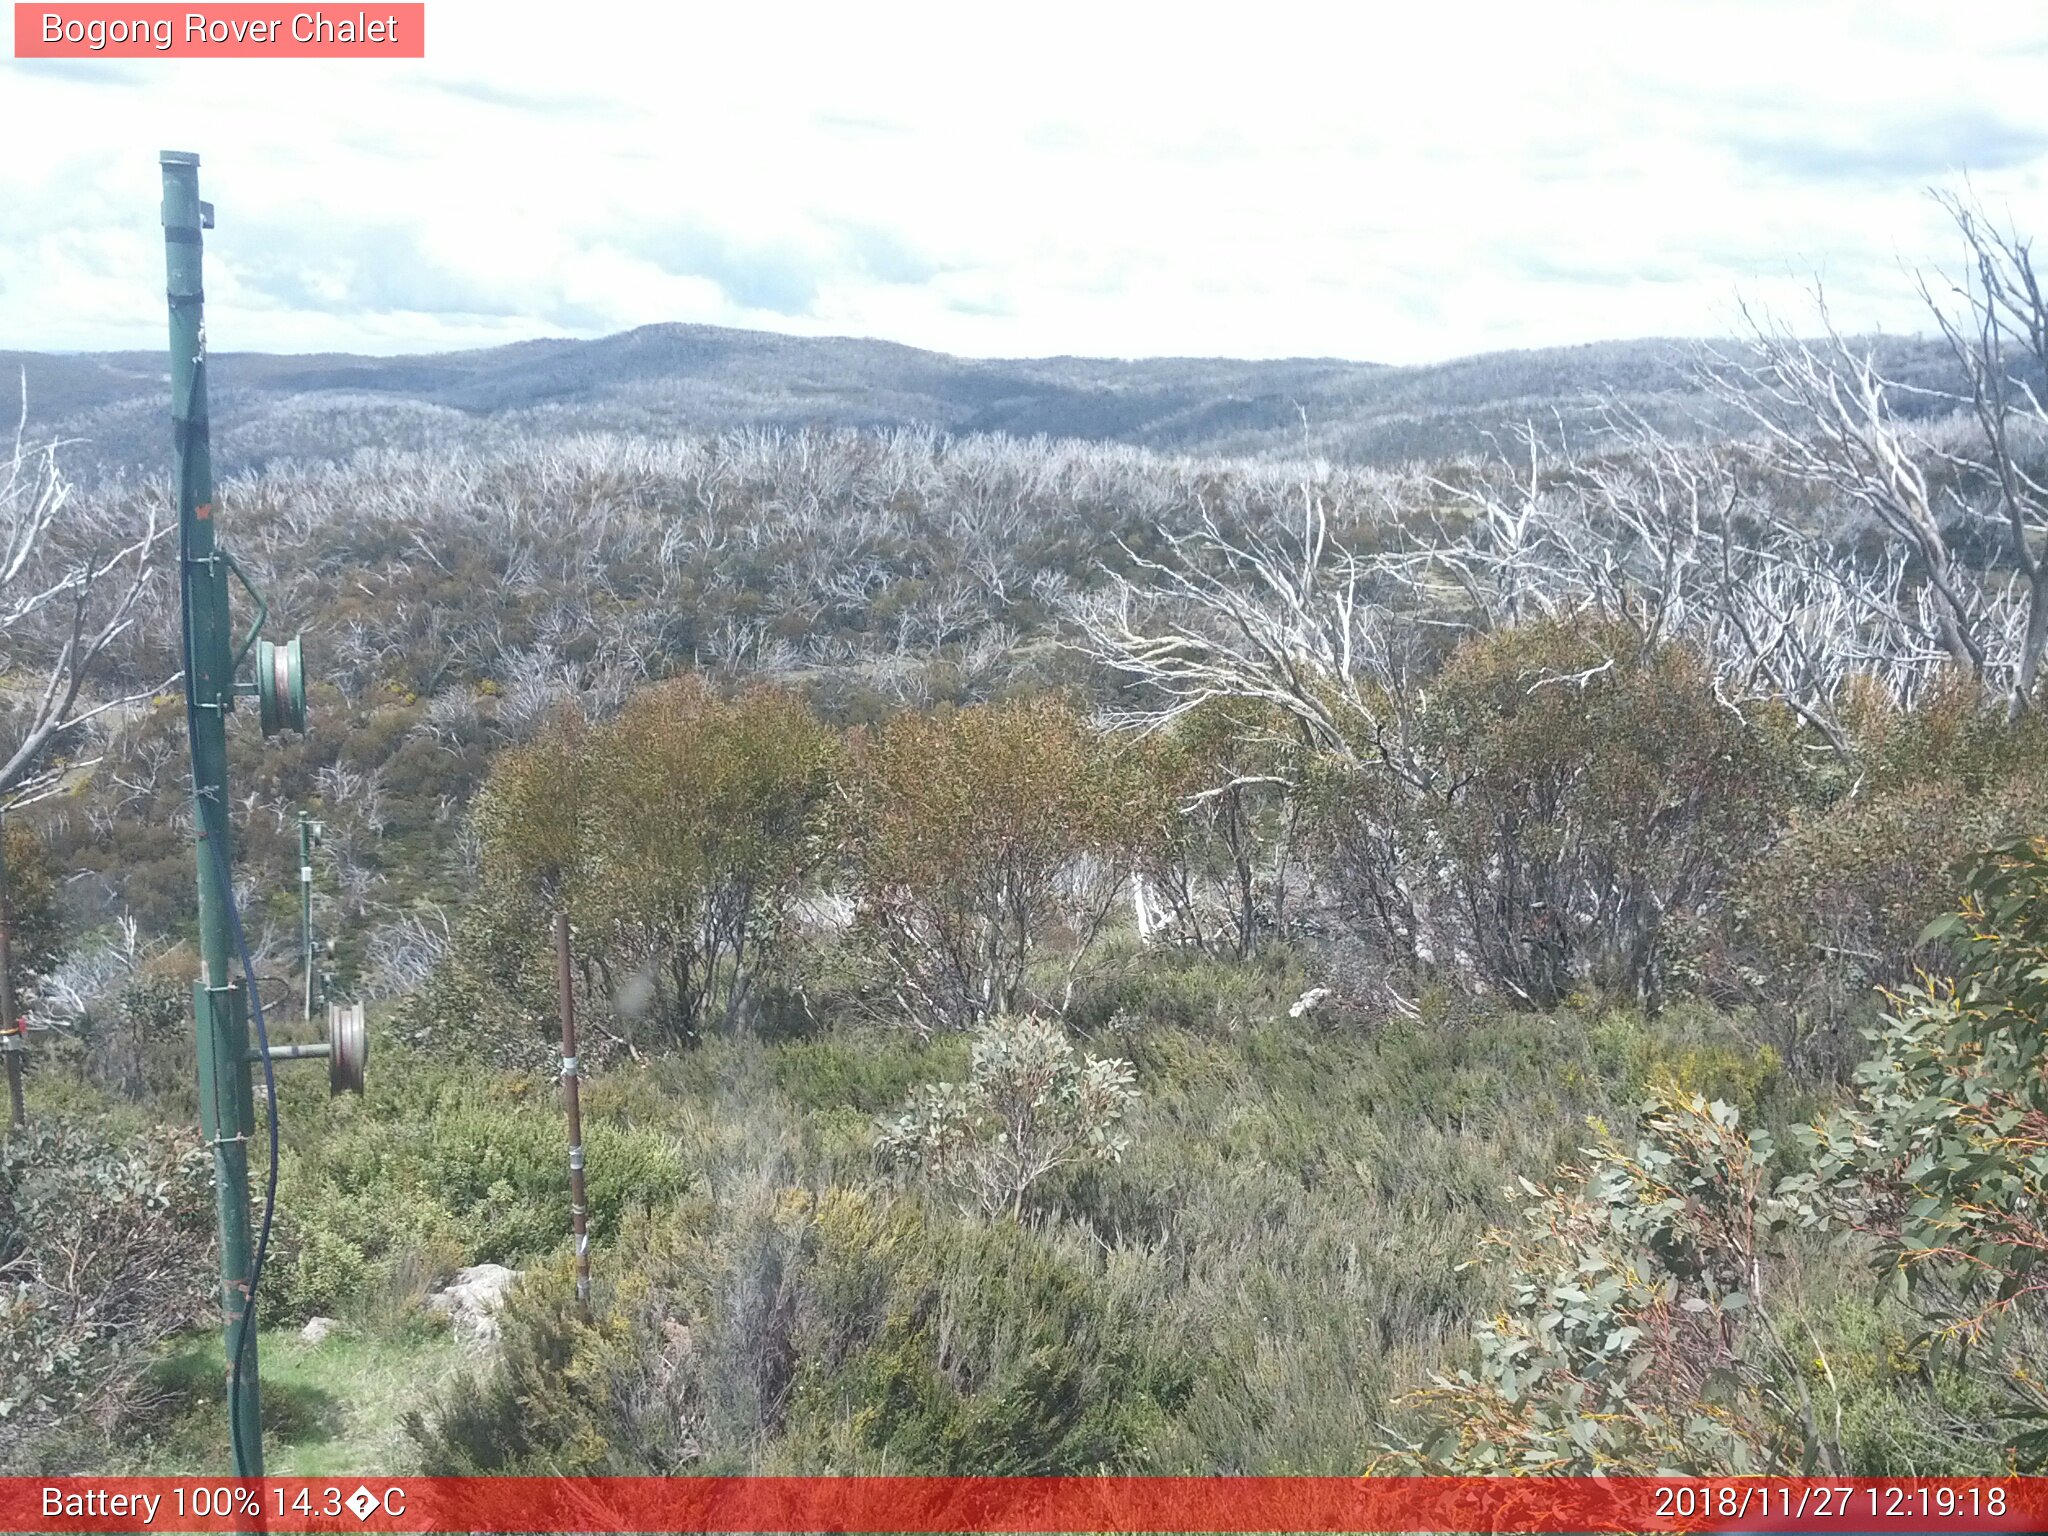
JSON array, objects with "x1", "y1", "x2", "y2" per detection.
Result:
[{"x1": 5, "y1": 323, "x2": 1964, "y2": 479}]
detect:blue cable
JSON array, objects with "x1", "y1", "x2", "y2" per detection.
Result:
[{"x1": 209, "y1": 829, "x2": 280, "y2": 1477}]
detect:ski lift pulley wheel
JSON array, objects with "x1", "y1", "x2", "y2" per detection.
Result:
[
  {"x1": 327, "y1": 1000, "x2": 366, "y2": 1096},
  {"x1": 256, "y1": 635, "x2": 307, "y2": 737}
]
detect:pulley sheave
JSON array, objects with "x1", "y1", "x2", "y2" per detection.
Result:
[{"x1": 255, "y1": 634, "x2": 306, "y2": 737}]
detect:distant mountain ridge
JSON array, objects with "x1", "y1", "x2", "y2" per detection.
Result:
[{"x1": 2, "y1": 321, "x2": 1964, "y2": 479}]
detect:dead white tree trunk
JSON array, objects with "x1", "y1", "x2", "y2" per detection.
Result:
[
  {"x1": 1921, "y1": 188, "x2": 2048, "y2": 718},
  {"x1": 0, "y1": 378, "x2": 171, "y2": 810},
  {"x1": 1698, "y1": 293, "x2": 1990, "y2": 700}
]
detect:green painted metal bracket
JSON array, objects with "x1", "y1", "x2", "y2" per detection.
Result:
[{"x1": 223, "y1": 547, "x2": 268, "y2": 672}]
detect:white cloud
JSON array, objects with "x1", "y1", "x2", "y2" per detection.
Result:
[{"x1": 4, "y1": 0, "x2": 2048, "y2": 361}]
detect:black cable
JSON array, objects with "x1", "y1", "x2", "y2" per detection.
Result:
[{"x1": 178, "y1": 444, "x2": 280, "y2": 1477}]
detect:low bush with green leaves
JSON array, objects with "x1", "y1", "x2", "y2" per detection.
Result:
[
  {"x1": 1780, "y1": 834, "x2": 2048, "y2": 1466},
  {"x1": 271, "y1": 1055, "x2": 692, "y2": 1323},
  {"x1": 1404, "y1": 841, "x2": 2048, "y2": 1476},
  {"x1": 0, "y1": 1116, "x2": 213, "y2": 1470},
  {"x1": 410, "y1": 1184, "x2": 1203, "y2": 1476},
  {"x1": 876, "y1": 1014, "x2": 1138, "y2": 1220},
  {"x1": 1398, "y1": 1088, "x2": 1810, "y2": 1474}
]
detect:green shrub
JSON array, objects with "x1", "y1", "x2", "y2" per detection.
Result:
[
  {"x1": 772, "y1": 1033, "x2": 970, "y2": 1115},
  {"x1": 1399, "y1": 1088, "x2": 1808, "y2": 1474},
  {"x1": 1734, "y1": 741, "x2": 2048, "y2": 1065},
  {"x1": 1780, "y1": 834, "x2": 2048, "y2": 1466},
  {"x1": 411, "y1": 1185, "x2": 1205, "y2": 1476},
  {"x1": 272, "y1": 1068, "x2": 691, "y2": 1321},
  {"x1": 282, "y1": 1228, "x2": 372, "y2": 1319},
  {"x1": 390, "y1": 890, "x2": 561, "y2": 1070},
  {"x1": 810, "y1": 1215, "x2": 1195, "y2": 1473},
  {"x1": 842, "y1": 695, "x2": 1161, "y2": 1031},
  {"x1": 877, "y1": 1015, "x2": 1139, "y2": 1220},
  {"x1": 474, "y1": 680, "x2": 841, "y2": 1047},
  {"x1": 0, "y1": 1116, "x2": 213, "y2": 1469},
  {"x1": 50, "y1": 967, "x2": 194, "y2": 1106},
  {"x1": 1064, "y1": 945, "x2": 1301, "y2": 1035},
  {"x1": 1309, "y1": 617, "x2": 1799, "y2": 1008},
  {"x1": 1135, "y1": 699, "x2": 1308, "y2": 959},
  {"x1": 1585, "y1": 1006, "x2": 1784, "y2": 1119},
  {"x1": 2, "y1": 825, "x2": 62, "y2": 1003}
]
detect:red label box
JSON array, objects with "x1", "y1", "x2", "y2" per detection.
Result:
[
  {"x1": 3, "y1": 1476, "x2": 2046, "y2": 1533},
  {"x1": 13, "y1": 3, "x2": 425, "y2": 57}
]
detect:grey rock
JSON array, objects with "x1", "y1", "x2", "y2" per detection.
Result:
[{"x1": 426, "y1": 1263, "x2": 522, "y2": 1346}]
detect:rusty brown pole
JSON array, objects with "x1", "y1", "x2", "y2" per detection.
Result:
[
  {"x1": 1, "y1": 813, "x2": 22, "y2": 1132},
  {"x1": 554, "y1": 908, "x2": 590, "y2": 1316}
]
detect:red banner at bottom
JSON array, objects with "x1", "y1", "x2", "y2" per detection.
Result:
[{"x1": 5, "y1": 1476, "x2": 2042, "y2": 1533}]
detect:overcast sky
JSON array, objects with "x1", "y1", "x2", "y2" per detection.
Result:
[{"x1": 5, "y1": 1, "x2": 2048, "y2": 364}]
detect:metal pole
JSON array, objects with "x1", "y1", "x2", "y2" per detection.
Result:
[
  {"x1": 299, "y1": 811, "x2": 313, "y2": 1022},
  {"x1": 162, "y1": 149, "x2": 263, "y2": 1477},
  {"x1": 555, "y1": 909, "x2": 590, "y2": 1317},
  {"x1": 1, "y1": 811, "x2": 23, "y2": 1133}
]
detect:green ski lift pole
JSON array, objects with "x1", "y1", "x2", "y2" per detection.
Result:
[
  {"x1": 162, "y1": 150, "x2": 264, "y2": 1477},
  {"x1": 163, "y1": 149, "x2": 337, "y2": 1479}
]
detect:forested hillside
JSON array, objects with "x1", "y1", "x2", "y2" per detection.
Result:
[
  {"x1": 3, "y1": 325, "x2": 1977, "y2": 480},
  {"x1": 6, "y1": 198, "x2": 2048, "y2": 1480}
]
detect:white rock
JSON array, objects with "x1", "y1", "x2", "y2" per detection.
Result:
[
  {"x1": 300, "y1": 1316, "x2": 340, "y2": 1344},
  {"x1": 1288, "y1": 986, "x2": 1332, "y2": 1019},
  {"x1": 427, "y1": 1263, "x2": 522, "y2": 1345}
]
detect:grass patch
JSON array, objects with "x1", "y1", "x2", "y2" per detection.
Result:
[{"x1": 123, "y1": 1325, "x2": 464, "y2": 1476}]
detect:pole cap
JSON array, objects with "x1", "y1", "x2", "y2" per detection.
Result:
[{"x1": 159, "y1": 150, "x2": 201, "y2": 167}]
